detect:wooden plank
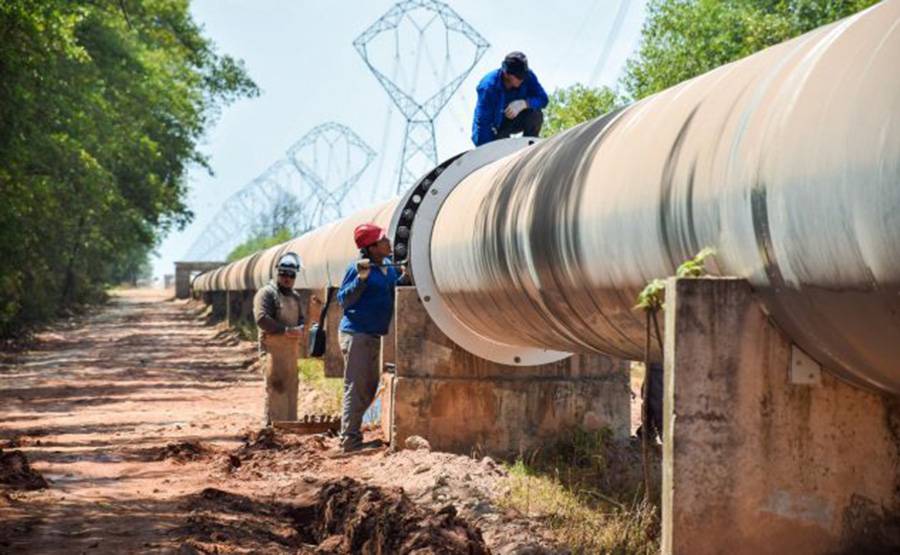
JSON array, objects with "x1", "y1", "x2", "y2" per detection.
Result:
[{"x1": 273, "y1": 415, "x2": 340, "y2": 435}]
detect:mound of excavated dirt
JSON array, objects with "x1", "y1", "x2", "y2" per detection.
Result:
[
  {"x1": 239, "y1": 427, "x2": 332, "y2": 454},
  {"x1": 225, "y1": 428, "x2": 330, "y2": 476},
  {"x1": 155, "y1": 440, "x2": 211, "y2": 463},
  {"x1": 179, "y1": 478, "x2": 489, "y2": 554},
  {"x1": 0, "y1": 449, "x2": 48, "y2": 490},
  {"x1": 242, "y1": 427, "x2": 283, "y2": 450},
  {"x1": 308, "y1": 477, "x2": 489, "y2": 554}
]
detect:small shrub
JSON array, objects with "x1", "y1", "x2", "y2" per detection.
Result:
[{"x1": 500, "y1": 428, "x2": 660, "y2": 554}]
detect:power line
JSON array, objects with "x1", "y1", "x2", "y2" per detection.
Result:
[
  {"x1": 182, "y1": 160, "x2": 312, "y2": 261},
  {"x1": 548, "y1": 1, "x2": 602, "y2": 85},
  {"x1": 588, "y1": 0, "x2": 630, "y2": 86}
]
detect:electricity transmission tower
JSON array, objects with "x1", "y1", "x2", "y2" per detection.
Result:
[
  {"x1": 354, "y1": 0, "x2": 488, "y2": 193},
  {"x1": 184, "y1": 122, "x2": 374, "y2": 261},
  {"x1": 286, "y1": 122, "x2": 376, "y2": 226},
  {"x1": 183, "y1": 160, "x2": 313, "y2": 261}
]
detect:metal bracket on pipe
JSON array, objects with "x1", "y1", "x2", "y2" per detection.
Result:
[
  {"x1": 790, "y1": 344, "x2": 822, "y2": 386},
  {"x1": 407, "y1": 137, "x2": 572, "y2": 367},
  {"x1": 388, "y1": 153, "x2": 464, "y2": 268}
]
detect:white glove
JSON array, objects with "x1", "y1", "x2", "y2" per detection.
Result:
[
  {"x1": 504, "y1": 99, "x2": 528, "y2": 119},
  {"x1": 285, "y1": 325, "x2": 303, "y2": 337},
  {"x1": 356, "y1": 258, "x2": 371, "y2": 281}
]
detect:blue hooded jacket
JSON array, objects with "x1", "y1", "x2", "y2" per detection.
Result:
[
  {"x1": 337, "y1": 258, "x2": 401, "y2": 336},
  {"x1": 471, "y1": 68, "x2": 548, "y2": 146}
]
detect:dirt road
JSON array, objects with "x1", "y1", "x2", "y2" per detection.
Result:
[
  {"x1": 1, "y1": 289, "x2": 262, "y2": 552},
  {"x1": 1, "y1": 289, "x2": 556, "y2": 554}
]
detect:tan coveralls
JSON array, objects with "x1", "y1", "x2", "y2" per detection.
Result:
[{"x1": 253, "y1": 283, "x2": 303, "y2": 424}]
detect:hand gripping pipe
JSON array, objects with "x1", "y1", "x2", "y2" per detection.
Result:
[{"x1": 193, "y1": 1, "x2": 900, "y2": 394}]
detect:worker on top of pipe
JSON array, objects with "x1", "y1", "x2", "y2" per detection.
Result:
[
  {"x1": 253, "y1": 252, "x2": 305, "y2": 426},
  {"x1": 336, "y1": 223, "x2": 406, "y2": 452},
  {"x1": 471, "y1": 51, "x2": 548, "y2": 146}
]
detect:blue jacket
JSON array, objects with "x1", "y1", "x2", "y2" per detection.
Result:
[
  {"x1": 472, "y1": 68, "x2": 549, "y2": 146},
  {"x1": 338, "y1": 259, "x2": 402, "y2": 336}
]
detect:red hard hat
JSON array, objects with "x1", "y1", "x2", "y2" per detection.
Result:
[{"x1": 354, "y1": 223, "x2": 386, "y2": 249}]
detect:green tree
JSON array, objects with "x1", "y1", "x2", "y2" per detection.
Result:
[
  {"x1": 226, "y1": 190, "x2": 309, "y2": 262},
  {"x1": 250, "y1": 190, "x2": 308, "y2": 239},
  {"x1": 0, "y1": 0, "x2": 258, "y2": 337},
  {"x1": 541, "y1": 84, "x2": 620, "y2": 138},
  {"x1": 622, "y1": 0, "x2": 879, "y2": 100},
  {"x1": 227, "y1": 229, "x2": 294, "y2": 263},
  {"x1": 108, "y1": 244, "x2": 156, "y2": 286},
  {"x1": 540, "y1": 2, "x2": 877, "y2": 142}
]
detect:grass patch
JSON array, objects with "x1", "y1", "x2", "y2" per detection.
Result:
[
  {"x1": 630, "y1": 361, "x2": 645, "y2": 393},
  {"x1": 231, "y1": 318, "x2": 258, "y2": 342},
  {"x1": 297, "y1": 358, "x2": 343, "y2": 414},
  {"x1": 498, "y1": 428, "x2": 659, "y2": 554}
]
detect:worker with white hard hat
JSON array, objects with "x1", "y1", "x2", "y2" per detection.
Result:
[{"x1": 252, "y1": 252, "x2": 305, "y2": 425}]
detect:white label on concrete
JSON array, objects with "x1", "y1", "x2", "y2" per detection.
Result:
[{"x1": 790, "y1": 345, "x2": 822, "y2": 385}]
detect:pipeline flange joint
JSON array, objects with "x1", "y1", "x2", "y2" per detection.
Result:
[
  {"x1": 388, "y1": 153, "x2": 464, "y2": 268},
  {"x1": 406, "y1": 137, "x2": 572, "y2": 367}
]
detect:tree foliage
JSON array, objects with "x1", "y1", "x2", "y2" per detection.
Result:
[
  {"x1": 0, "y1": 0, "x2": 257, "y2": 337},
  {"x1": 251, "y1": 190, "x2": 308, "y2": 240},
  {"x1": 542, "y1": 0, "x2": 877, "y2": 138},
  {"x1": 108, "y1": 244, "x2": 156, "y2": 285},
  {"x1": 226, "y1": 191, "x2": 310, "y2": 262},
  {"x1": 226, "y1": 228, "x2": 294, "y2": 263},
  {"x1": 622, "y1": 0, "x2": 879, "y2": 100},
  {"x1": 541, "y1": 84, "x2": 620, "y2": 138}
]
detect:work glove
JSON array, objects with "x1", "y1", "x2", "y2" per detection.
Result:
[
  {"x1": 285, "y1": 325, "x2": 303, "y2": 337},
  {"x1": 356, "y1": 258, "x2": 371, "y2": 281},
  {"x1": 504, "y1": 99, "x2": 528, "y2": 119},
  {"x1": 397, "y1": 264, "x2": 411, "y2": 286}
]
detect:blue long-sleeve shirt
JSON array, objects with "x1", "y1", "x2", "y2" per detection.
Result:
[
  {"x1": 337, "y1": 259, "x2": 402, "y2": 336},
  {"x1": 472, "y1": 68, "x2": 549, "y2": 146}
]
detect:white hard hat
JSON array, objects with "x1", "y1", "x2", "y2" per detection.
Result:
[{"x1": 276, "y1": 252, "x2": 302, "y2": 273}]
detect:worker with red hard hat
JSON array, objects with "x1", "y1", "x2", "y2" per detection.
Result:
[{"x1": 336, "y1": 223, "x2": 406, "y2": 452}]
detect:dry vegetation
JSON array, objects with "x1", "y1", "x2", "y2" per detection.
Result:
[
  {"x1": 297, "y1": 357, "x2": 343, "y2": 415},
  {"x1": 498, "y1": 429, "x2": 660, "y2": 554}
]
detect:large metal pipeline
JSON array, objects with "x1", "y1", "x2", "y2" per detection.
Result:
[
  {"x1": 191, "y1": 198, "x2": 399, "y2": 293},
  {"x1": 189, "y1": 147, "x2": 490, "y2": 294},
  {"x1": 415, "y1": 1, "x2": 900, "y2": 393},
  {"x1": 189, "y1": 150, "x2": 473, "y2": 294},
  {"x1": 193, "y1": 1, "x2": 900, "y2": 394}
]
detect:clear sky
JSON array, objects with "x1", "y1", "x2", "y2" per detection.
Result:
[{"x1": 153, "y1": 0, "x2": 648, "y2": 280}]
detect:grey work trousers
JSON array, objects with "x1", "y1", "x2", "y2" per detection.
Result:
[
  {"x1": 496, "y1": 108, "x2": 544, "y2": 139},
  {"x1": 261, "y1": 334, "x2": 300, "y2": 425},
  {"x1": 339, "y1": 331, "x2": 381, "y2": 447}
]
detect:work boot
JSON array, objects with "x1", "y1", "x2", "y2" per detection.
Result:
[
  {"x1": 340, "y1": 436, "x2": 384, "y2": 453},
  {"x1": 341, "y1": 441, "x2": 362, "y2": 453},
  {"x1": 340, "y1": 434, "x2": 363, "y2": 453}
]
